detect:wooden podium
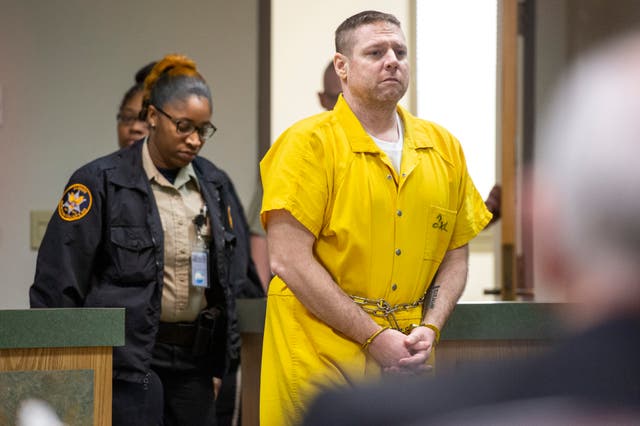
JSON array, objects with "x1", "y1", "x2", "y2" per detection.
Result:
[{"x1": 0, "y1": 308, "x2": 124, "y2": 425}]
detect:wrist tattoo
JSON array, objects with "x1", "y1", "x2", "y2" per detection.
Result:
[{"x1": 426, "y1": 284, "x2": 440, "y2": 309}]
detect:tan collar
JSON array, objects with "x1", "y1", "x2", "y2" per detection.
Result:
[{"x1": 142, "y1": 139, "x2": 200, "y2": 190}]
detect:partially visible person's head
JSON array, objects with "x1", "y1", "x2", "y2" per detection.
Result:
[
  {"x1": 142, "y1": 54, "x2": 216, "y2": 170},
  {"x1": 334, "y1": 10, "x2": 408, "y2": 107},
  {"x1": 116, "y1": 61, "x2": 156, "y2": 148},
  {"x1": 533, "y1": 32, "x2": 640, "y2": 320},
  {"x1": 134, "y1": 61, "x2": 156, "y2": 86},
  {"x1": 318, "y1": 61, "x2": 341, "y2": 110}
]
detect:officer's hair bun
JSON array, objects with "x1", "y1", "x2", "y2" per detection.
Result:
[{"x1": 143, "y1": 54, "x2": 199, "y2": 93}]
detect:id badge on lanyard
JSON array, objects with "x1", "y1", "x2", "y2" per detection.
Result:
[{"x1": 191, "y1": 205, "x2": 210, "y2": 289}]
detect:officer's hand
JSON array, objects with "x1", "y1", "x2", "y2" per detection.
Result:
[{"x1": 213, "y1": 377, "x2": 222, "y2": 400}]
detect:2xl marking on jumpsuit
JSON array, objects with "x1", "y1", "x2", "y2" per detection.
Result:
[{"x1": 432, "y1": 213, "x2": 448, "y2": 232}]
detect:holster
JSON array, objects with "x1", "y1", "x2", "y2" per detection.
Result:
[{"x1": 192, "y1": 306, "x2": 222, "y2": 356}]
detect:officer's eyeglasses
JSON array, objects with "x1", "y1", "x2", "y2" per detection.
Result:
[{"x1": 153, "y1": 105, "x2": 217, "y2": 141}]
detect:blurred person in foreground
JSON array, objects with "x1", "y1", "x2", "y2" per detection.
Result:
[
  {"x1": 303, "y1": 31, "x2": 640, "y2": 425},
  {"x1": 259, "y1": 10, "x2": 491, "y2": 425},
  {"x1": 31, "y1": 54, "x2": 261, "y2": 425}
]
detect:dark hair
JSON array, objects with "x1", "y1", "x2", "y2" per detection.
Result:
[
  {"x1": 335, "y1": 10, "x2": 401, "y2": 56},
  {"x1": 135, "y1": 61, "x2": 157, "y2": 84},
  {"x1": 140, "y1": 54, "x2": 212, "y2": 119},
  {"x1": 118, "y1": 84, "x2": 143, "y2": 112},
  {"x1": 118, "y1": 61, "x2": 157, "y2": 113}
]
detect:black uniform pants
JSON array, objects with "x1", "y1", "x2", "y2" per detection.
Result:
[{"x1": 112, "y1": 342, "x2": 217, "y2": 426}]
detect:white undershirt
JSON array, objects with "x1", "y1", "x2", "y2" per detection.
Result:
[{"x1": 369, "y1": 113, "x2": 404, "y2": 173}]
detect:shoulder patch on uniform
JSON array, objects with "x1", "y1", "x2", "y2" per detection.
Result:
[{"x1": 58, "y1": 183, "x2": 93, "y2": 221}]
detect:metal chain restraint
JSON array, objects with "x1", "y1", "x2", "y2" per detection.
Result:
[{"x1": 350, "y1": 294, "x2": 425, "y2": 334}]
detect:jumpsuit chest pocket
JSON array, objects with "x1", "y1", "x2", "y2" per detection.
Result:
[
  {"x1": 423, "y1": 205, "x2": 457, "y2": 261},
  {"x1": 110, "y1": 226, "x2": 156, "y2": 284}
]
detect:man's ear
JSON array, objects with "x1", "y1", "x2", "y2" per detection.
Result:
[{"x1": 334, "y1": 54, "x2": 348, "y2": 80}]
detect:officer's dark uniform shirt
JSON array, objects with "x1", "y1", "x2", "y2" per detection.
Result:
[{"x1": 30, "y1": 139, "x2": 263, "y2": 382}]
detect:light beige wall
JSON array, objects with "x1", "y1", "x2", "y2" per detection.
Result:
[
  {"x1": 271, "y1": 1, "x2": 412, "y2": 142},
  {"x1": 0, "y1": 0, "x2": 258, "y2": 308}
]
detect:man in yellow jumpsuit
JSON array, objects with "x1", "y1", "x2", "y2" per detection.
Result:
[{"x1": 259, "y1": 10, "x2": 492, "y2": 425}]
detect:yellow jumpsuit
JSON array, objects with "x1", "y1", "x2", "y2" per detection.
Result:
[{"x1": 259, "y1": 96, "x2": 492, "y2": 425}]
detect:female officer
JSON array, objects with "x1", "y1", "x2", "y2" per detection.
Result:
[
  {"x1": 116, "y1": 61, "x2": 155, "y2": 149},
  {"x1": 30, "y1": 54, "x2": 261, "y2": 425}
]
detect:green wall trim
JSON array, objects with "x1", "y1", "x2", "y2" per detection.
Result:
[
  {"x1": 441, "y1": 302, "x2": 565, "y2": 340},
  {"x1": 0, "y1": 308, "x2": 125, "y2": 349},
  {"x1": 236, "y1": 299, "x2": 566, "y2": 340}
]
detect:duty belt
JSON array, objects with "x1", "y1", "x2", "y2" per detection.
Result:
[
  {"x1": 350, "y1": 294, "x2": 426, "y2": 334},
  {"x1": 156, "y1": 321, "x2": 197, "y2": 346}
]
